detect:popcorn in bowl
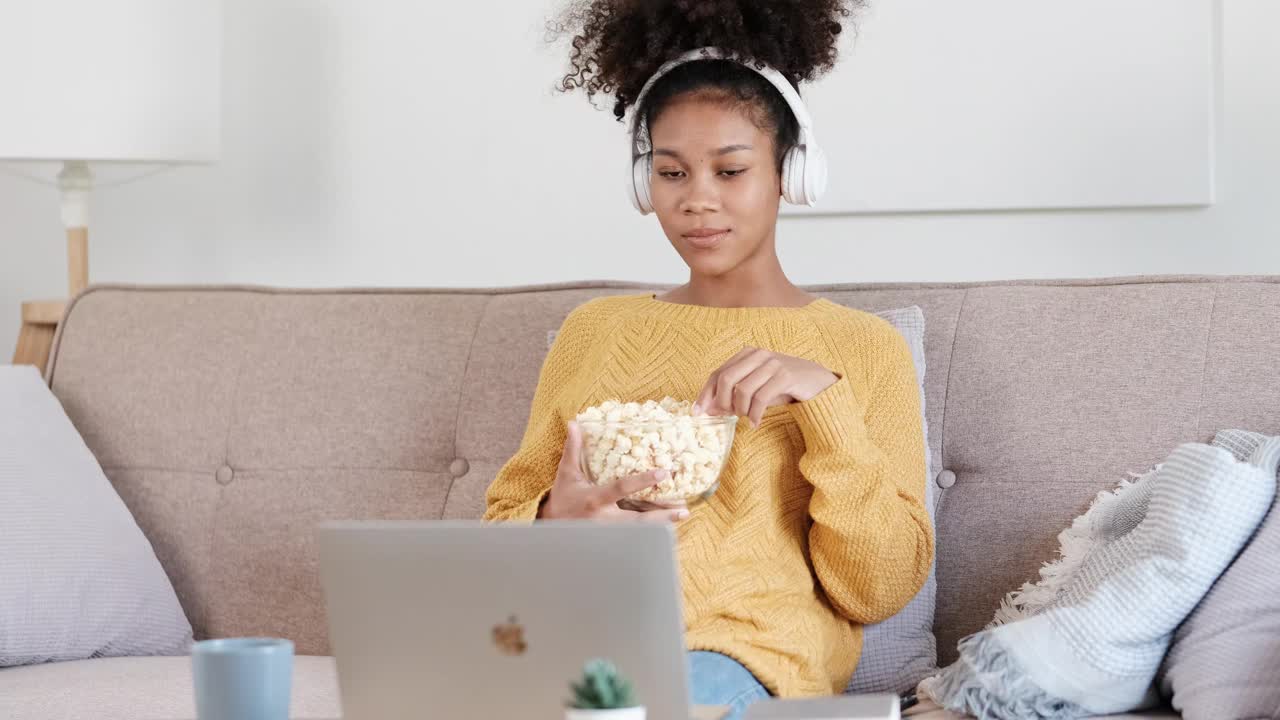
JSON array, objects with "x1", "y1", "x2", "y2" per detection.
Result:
[{"x1": 575, "y1": 397, "x2": 737, "y2": 507}]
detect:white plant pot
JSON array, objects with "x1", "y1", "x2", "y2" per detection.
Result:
[{"x1": 565, "y1": 707, "x2": 646, "y2": 720}]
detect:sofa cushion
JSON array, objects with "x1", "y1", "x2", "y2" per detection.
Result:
[
  {"x1": 45, "y1": 288, "x2": 483, "y2": 653},
  {"x1": 0, "y1": 655, "x2": 340, "y2": 720},
  {"x1": 0, "y1": 365, "x2": 192, "y2": 666}
]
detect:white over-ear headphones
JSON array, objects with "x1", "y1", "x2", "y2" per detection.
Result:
[{"x1": 627, "y1": 47, "x2": 828, "y2": 215}]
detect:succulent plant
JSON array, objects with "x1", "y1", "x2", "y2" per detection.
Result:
[{"x1": 568, "y1": 658, "x2": 638, "y2": 710}]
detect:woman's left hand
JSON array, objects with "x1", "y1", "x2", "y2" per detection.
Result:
[{"x1": 693, "y1": 347, "x2": 839, "y2": 428}]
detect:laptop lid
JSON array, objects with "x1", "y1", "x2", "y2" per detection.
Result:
[{"x1": 318, "y1": 521, "x2": 690, "y2": 720}]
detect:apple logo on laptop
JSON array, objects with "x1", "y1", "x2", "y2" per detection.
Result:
[{"x1": 492, "y1": 615, "x2": 527, "y2": 656}]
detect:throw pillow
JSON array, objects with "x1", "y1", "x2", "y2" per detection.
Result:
[
  {"x1": 1158, "y1": 429, "x2": 1280, "y2": 720},
  {"x1": 846, "y1": 305, "x2": 938, "y2": 695},
  {"x1": 918, "y1": 434, "x2": 1277, "y2": 718},
  {"x1": 0, "y1": 365, "x2": 192, "y2": 666}
]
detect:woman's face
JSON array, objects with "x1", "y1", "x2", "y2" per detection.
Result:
[{"x1": 646, "y1": 96, "x2": 782, "y2": 276}]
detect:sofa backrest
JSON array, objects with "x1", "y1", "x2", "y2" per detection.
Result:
[{"x1": 45, "y1": 277, "x2": 1280, "y2": 663}]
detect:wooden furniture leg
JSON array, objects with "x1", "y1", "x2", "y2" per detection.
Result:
[
  {"x1": 68, "y1": 226, "x2": 88, "y2": 297},
  {"x1": 12, "y1": 300, "x2": 66, "y2": 371},
  {"x1": 11, "y1": 162, "x2": 92, "y2": 372}
]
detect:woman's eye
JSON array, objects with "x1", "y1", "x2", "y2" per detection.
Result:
[
  {"x1": 719, "y1": 169, "x2": 746, "y2": 177},
  {"x1": 658, "y1": 170, "x2": 685, "y2": 179}
]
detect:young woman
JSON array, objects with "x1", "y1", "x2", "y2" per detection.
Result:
[{"x1": 485, "y1": 2, "x2": 932, "y2": 717}]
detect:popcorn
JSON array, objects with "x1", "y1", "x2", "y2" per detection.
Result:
[{"x1": 575, "y1": 397, "x2": 736, "y2": 505}]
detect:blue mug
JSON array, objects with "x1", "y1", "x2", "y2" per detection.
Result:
[{"x1": 191, "y1": 638, "x2": 294, "y2": 720}]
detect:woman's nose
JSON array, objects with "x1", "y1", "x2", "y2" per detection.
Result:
[{"x1": 680, "y1": 174, "x2": 719, "y2": 214}]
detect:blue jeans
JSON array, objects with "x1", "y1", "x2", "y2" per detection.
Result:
[{"x1": 688, "y1": 651, "x2": 770, "y2": 720}]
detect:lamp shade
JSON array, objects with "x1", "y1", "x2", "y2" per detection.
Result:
[{"x1": 0, "y1": 0, "x2": 221, "y2": 163}]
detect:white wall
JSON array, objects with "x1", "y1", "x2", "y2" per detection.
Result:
[{"x1": 3, "y1": 0, "x2": 1279, "y2": 358}]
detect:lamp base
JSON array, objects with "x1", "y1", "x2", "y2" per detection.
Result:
[{"x1": 12, "y1": 300, "x2": 67, "y2": 375}]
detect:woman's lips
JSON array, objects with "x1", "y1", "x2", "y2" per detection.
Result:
[{"x1": 683, "y1": 229, "x2": 729, "y2": 250}]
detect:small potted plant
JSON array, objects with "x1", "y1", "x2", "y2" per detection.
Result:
[{"x1": 565, "y1": 658, "x2": 645, "y2": 720}]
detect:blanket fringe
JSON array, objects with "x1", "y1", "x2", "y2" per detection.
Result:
[{"x1": 918, "y1": 632, "x2": 1091, "y2": 720}]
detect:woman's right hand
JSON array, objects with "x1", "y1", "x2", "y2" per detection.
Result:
[{"x1": 538, "y1": 421, "x2": 690, "y2": 523}]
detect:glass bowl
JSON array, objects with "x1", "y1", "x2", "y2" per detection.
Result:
[{"x1": 576, "y1": 414, "x2": 738, "y2": 509}]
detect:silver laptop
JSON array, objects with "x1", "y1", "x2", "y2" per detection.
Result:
[{"x1": 318, "y1": 521, "x2": 691, "y2": 720}]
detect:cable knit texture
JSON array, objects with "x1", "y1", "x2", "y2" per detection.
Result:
[{"x1": 484, "y1": 293, "x2": 932, "y2": 696}]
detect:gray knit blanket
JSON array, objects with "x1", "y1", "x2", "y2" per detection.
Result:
[{"x1": 918, "y1": 430, "x2": 1280, "y2": 719}]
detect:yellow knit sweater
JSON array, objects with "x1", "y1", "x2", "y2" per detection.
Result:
[{"x1": 483, "y1": 293, "x2": 932, "y2": 696}]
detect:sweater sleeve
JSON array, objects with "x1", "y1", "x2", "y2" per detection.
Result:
[
  {"x1": 787, "y1": 324, "x2": 933, "y2": 624},
  {"x1": 483, "y1": 302, "x2": 599, "y2": 522}
]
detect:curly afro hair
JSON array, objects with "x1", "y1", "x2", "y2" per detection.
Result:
[{"x1": 550, "y1": 0, "x2": 860, "y2": 169}]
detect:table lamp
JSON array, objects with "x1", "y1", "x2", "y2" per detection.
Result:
[{"x1": 0, "y1": 0, "x2": 221, "y2": 370}]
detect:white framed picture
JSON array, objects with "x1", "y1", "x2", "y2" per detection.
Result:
[{"x1": 787, "y1": 0, "x2": 1217, "y2": 215}]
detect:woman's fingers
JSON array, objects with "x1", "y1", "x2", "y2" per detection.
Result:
[
  {"x1": 693, "y1": 372, "x2": 718, "y2": 415},
  {"x1": 748, "y1": 373, "x2": 791, "y2": 428},
  {"x1": 694, "y1": 347, "x2": 755, "y2": 414},
  {"x1": 710, "y1": 350, "x2": 772, "y2": 416},
  {"x1": 593, "y1": 470, "x2": 691, "y2": 523},
  {"x1": 733, "y1": 359, "x2": 778, "y2": 418},
  {"x1": 597, "y1": 468, "x2": 668, "y2": 506}
]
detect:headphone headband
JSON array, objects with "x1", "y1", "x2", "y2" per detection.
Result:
[
  {"x1": 629, "y1": 47, "x2": 817, "y2": 157},
  {"x1": 626, "y1": 46, "x2": 827, "y2": 213}
]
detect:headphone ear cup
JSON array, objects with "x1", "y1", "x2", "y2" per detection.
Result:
[
  {"x1": 794, "y1": 146, "x2": 810, "y2": 205},
  {"x1": 782, "y1": 144, "x2": 828, "y2": 207},
  {"x1": 631, "y1": 153, "x2": 654, "y2": 215},
  {"x1": 780, "y1": 146, "x2": 803, "y2": 205},
  {"x1": 805, "y1": 145, "x2": 828, "y2": 206}
]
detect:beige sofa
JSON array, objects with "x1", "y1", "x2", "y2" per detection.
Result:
[{"x1": 8, "y1": 275, "x2": 1275, "y2": 719}]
